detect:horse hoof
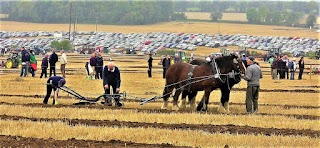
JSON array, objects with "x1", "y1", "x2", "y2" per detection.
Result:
[
  {"x1": 172, "y1": 105, "x2": 179, "y2": 111},
  {"x1": 161, "y1": 101, "x2": 168, "y2": 110}
]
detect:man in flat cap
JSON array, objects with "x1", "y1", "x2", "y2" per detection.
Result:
[{"x1": 242, "y1": 56, "x2": 262, "y2": 113}]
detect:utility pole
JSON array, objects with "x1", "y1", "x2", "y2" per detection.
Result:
[
  {"x1": 73, "y1": 4, "x2": 76, "y2": 41},
  {"x1": 69, "y1": 2, "x2": 72, "y2": 41}
]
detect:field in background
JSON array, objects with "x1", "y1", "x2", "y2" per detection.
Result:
[
  {"x1": 185, "y1": 12, "x2": 247, "y2": 22},
  {"x1": 0, "y1": 21, "x2": 318, "y2": 39}
]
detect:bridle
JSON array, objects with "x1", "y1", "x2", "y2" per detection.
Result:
[{"x1": 210, "y1": 57, "x2": 245, "y2": 90}]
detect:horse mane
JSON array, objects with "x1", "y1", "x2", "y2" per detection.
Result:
[{"x1": 215, "y1": 55, "x2": 235, "y2": 67}]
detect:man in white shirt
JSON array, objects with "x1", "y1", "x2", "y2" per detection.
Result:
[{"x1": 60, "y1": 50, "x2": 67, "y2": 78}]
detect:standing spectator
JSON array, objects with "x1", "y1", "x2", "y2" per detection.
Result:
[
  {"x1": 162, "y1": 55, "x2": 171, "y2": 78},
  {"x1": 268, "y1": 55, "x2": 274, "y2": 77},
  {"x1": 283, "y1": 55, "x2": 289, "y2": 79},
  {"x1": 95, "y1": 53, "x2": 104, "y2": 79},
  {"x1": 40, "y1": 54, "x2": 49, "y2": 78},
  {"x1": 103, "y1": 62, "x2": 122, "y2": 107},
  {"x1": 60, "y1": 50, "x2": 67, "y2": 78},
  {"x1": 242, "y1": 56, "x2": 262, "y2": 113},
  {"x1": 29, "y1": 50, "x2": 37, "y2": 77},
  {"x1": 190, "y1": 52, "x2": 194, "y2": 61},
  {"x1": 298, "y1": 57, "x2": 305, "y2": 80},
  {"x1": 174, "y1": 54, "x2": 180, "y2": 63},
  {"x1": 289, "y1": 58, "x2": 297, "y2": 80},
  {"x1": 49, "y1": 50, "x2": 58, "y2": 77},
  {"x1": 89, "y1": 53, "x2": 97, "y2": 79},
  {"x1": 148, "y1": 53, "x2": 153, "y2": 78},
  {"x1": 0, "y1": 48, "x2": 4, "y2": 56},
  {"x1": 20, "y1": 47, "x2": 30, "y2": 77},
  {"x1": 271, "y1": 57, "x2": 278, "y2": 80}
]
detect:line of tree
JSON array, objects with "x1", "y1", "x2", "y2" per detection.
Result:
[
  {"x1": 174, "y1": 1, "x2": 318, "y2": 14},
  {"x1": 0, "y1": 1, "x2": 185, "y2": 25},
  {"x1": 246, "y1": 6, "x2": 318, "y2": 27},
  {"x1": 0, "y1": 1, "x2": 317, "y2": 26}
]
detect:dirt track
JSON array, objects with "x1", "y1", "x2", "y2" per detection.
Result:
[
  {"x1": 0, "y1": 102, "x2": 319, "y2": 120},
  {"x1": 0, "y1": 93, "x2": 319, "y2": 109},
  {"x1": 0, "y1": 135, "x2": 186, "y2": 148},
  {"x1": 0, "y1": 115, "x2": 318, "y2": 138}
]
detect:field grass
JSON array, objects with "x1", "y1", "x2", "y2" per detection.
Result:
[
  {"x1": 1, "y1": 120, "x2": 318, "y2": 147},
  {"x1": 0, "y1": 21, "x2": 318, "y2": 38}
]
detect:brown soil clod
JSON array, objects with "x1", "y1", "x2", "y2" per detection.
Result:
[{"x1": 0, "y1": 135, "x2": 187, "y2": 148}]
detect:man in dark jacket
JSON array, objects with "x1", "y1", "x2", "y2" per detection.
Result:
[
  {"x1": 103, "y1": 62, "x2": 122, "y2": 107},
  {"x1": 20, "y1": 47, "x2": 30, "y2": 77},
  {"x1": 49, "y1": 50, "x2": 58, "y2": 77},
  {"x1": 298, "y1": 57, "x2": 305, "y2": 80},
  {"x1": 40, "y1": 54, "x2": 49, "y2": 78},
  {"x1": 95, "y1": 53, "x2": 103, "y2": 79},
  {"x1": 90, "y1": 53, "x2": 97, "y2": 79},
  {"x1": 162, "y1": 55, "x2": 171, "y2": 78},
  {"x1": 43, "y1": 76, "x2": 66, "y2": 105},
  {"x1": 148, "y1": 54, "x2": 153, "y2": 77}
]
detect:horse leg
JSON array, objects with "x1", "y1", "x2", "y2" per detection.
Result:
[
  {"x1": 172, "y1": 89, "x2": 181, "y2": 110},
  {"x1": 162, "y1": 86, "x2": 174, "y2": 110},
  {"x1": 179, "y1": 90, "x2": 188, "y2": 110},
  {"x1": 217, "y1": 87, "x2": 231, "y2": 113},
  {"x1": 197, "y1": 89, "x2": 211, "y2": 112},
  {"x1": 188, "y1": 91, "x2": 197, "y2": 111}
]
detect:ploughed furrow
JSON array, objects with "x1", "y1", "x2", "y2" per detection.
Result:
[
  {"x1": 0, "y1": 114, "x2": 319, "y2": 138},
  {"x1": 232, "y1": 88, "x2": 319, "y2": 93},
  {"x1": 0, "y1": 135, "x2": 186, "y2": 148},
  {"x1": 0, "y1": 93, "x2": 319, "y2": 109},
  {"x1": 0, "y1": 102, "x2": 319, "y2": 120}
]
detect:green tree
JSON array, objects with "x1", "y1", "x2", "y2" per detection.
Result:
[
  {"x1": 258, "y1": 6, "x2": 269, "y2": 23},
  {"x1": 51, "y1": 40, "x2": 72, "y2": 51},
  {"x1": 306, "y1": 13, "x2": 317, "y2": 28},
  {"x1": 210, "y1": 11, "x2": 223, "y2": 22},
  {"x1": 246, "y1": 8, "x2": 260, "y2": 24}
]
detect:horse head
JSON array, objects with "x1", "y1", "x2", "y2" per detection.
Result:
[{"x1": 215, "y1": 54, "x2": 246, "y2": 75}]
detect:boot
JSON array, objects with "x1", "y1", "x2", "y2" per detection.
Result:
[{"x1": 114, "y1": 98, "x2": 123, "y2": 107}]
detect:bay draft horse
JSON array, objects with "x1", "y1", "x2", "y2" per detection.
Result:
[{"x1": 161, "y1": 54, "x2": 246, "y2": 112}]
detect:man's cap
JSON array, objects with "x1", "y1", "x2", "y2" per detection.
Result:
[
  {"x1": 248, "y1": 56, "x2": 255, "y2": 61},
  {"x1": 58, "y1": 79, "x2": 66, "y2": 87}
]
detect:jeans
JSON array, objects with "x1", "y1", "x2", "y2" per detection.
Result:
[
  {"x1": 20, "y1": 62, "x2": 29, "y2": 77},
  {"x1": 290, "y1": 71, "x2": 295, "y2": 80},
  {"x1": 40, "y1": 67, "x2": 47, "y2": 78}
]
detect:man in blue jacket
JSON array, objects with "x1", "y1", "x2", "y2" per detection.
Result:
[
  {"x1": 103, "y1": 62, "x2": 122, "y2": 107},
  {"x1": 43, "y1": 76, "x2": 66, "y2": 105},
  {"x1": 20, "y1": 47, "x2": 30, "y2": 77}
]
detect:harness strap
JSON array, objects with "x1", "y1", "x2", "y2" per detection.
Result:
[{"x1": 186, "y1": 65, "x2": 196, "y2": 91}]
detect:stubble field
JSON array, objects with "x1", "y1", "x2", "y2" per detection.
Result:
[{"x1": 0, "y1": 21, "x2": 319, "y2": 147}]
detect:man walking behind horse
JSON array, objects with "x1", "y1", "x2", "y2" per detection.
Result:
[
  {"x1": 103, "y1": 62, "x2": 122, "y2": 107},
  {"x1": 242, "y1": 56, "x2": 262, "y2": 113}
]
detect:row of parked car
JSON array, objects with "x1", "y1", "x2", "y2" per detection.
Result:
[{"x1": 0, "y1": 31, "x2": 319, "y2": 54}]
